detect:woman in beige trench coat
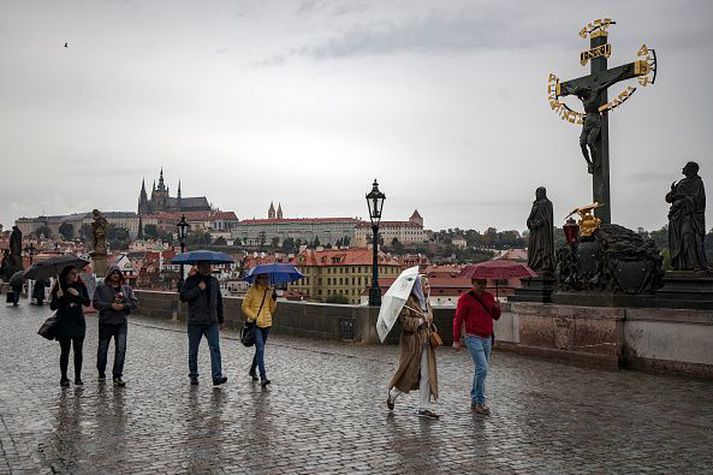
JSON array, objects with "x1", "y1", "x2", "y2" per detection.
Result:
[{"x1": 386, "y1": 276, "x2": 439, "y2": 419}]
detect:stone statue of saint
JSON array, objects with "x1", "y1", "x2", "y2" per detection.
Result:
[
  {"x1": 666, "y1": 161, "x2": 709, "y2": 271},
  {"x1": 526, "y1": 187, "x2": 555, "y2": 274},
  {"x1": 8, "y1": 226, "x2": 23, "y2": 274},
  {"x1": 91, "y1": 209, "x2": 109, "y2": 254}
]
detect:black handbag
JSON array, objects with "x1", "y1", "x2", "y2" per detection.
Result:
[
  {"x1": 38, "y1": 312, "x2": 59, "y2": 340},
  {"x1": 240, "y1": 289, "x2": 268, "y2": 348},
  {"x1": 240, "y1": 321, "x2": 256, "y2": 347}
]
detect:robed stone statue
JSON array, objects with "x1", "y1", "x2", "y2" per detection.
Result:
[
  {"x1": 666, "y1": 161, "x2": 709, "y2": 271},
  {"x1": 8, "y1": 226, "x2": 23, "y2": 275},
  {"x1": 526, "y1": 187, "x2": 555, "y2": 274},
  {"x1": 91, "y1": 209, "x2": 108, "y2": 254}
]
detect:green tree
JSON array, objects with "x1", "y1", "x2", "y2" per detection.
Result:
[
  {"x1": 79, "y1": 223, "x2": 92, "y2": 243},
  {"x1": 270, "y1": 236, "x2": 280, "y2": 249},
  {"x1": 281, "y1": 237, "x2": 295, "y2": 252},
  {"x1": 312, "y1": 236, "x2": 321, "y2": 247},
  {"x1": 186, "y1": 230, "x2": 211, "y2": 247},
  {"x1": 342, "y1": 235, "x2": 350, "y2": 247},
  {"x1": 35, "y1": 225, "x2": 53, "y2": 239},
  {"x1": 107, "y1": 224, "x2": 130, "y2": 250},
  {"x1": 58, "y1": 222, "x2": 74, "y2": 240},
  {"x1": 326, "y1": 293, "x2": 350, "y2": 304},
  {"x1": 258, "y1": 231, "x2": 267, "y2": 250}
]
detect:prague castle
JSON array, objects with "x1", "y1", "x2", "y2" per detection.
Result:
[{"x1": 138, "y1": 168, "x2": 211, "y2": 215}]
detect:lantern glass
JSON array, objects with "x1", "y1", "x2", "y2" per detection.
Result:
[
  {"x1": 563, "y1": 217, "x2": 579, "y2": 244},
  {"x1": 365, "y1": 179, "x2": 386, "y2": 226}
]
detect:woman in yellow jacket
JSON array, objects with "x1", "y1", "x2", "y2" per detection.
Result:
[{"x1": 241, "y1": 274, "x2": 277, "y2": 386}]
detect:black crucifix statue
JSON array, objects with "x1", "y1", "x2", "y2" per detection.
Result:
[{"x1": 550, "y1": 19, "x2": 657, "y2": 224}]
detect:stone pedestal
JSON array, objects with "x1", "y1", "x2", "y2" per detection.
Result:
[
  {"x1": 509, "y1": 275, "x2": 555, "y2": 303},
  {"x1": 91, "y1": 252, "x2": 108, "y2": 278},
  {"x1": 655, "y1": 271, "x2": 713, "y2": 310}
]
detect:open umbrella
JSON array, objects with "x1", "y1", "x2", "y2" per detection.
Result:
[
  {"x1": 23, "y1": 255, "x2": 90, "y2": 282},
  {"x1": 459, "y1": 260, "x2": 536, "y2": 298},
  {"x1": 171, "y1": 250, "x2": 234, "y2": 265},
  {"x1": 375, "y1": 265, "x2": 420, "y2": 343},
  {"x1": 243, "y1": 263, "x2": 304, "y2": 286}
]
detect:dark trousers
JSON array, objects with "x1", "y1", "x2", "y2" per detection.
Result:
[
  {"x1": 97, "y1": 322, "x2": 128, "y2": 379},
  {"x1": 251, "y1": 326, "x2": 271, "y2": 379},
  {"x1": 188, "y1": 323, "x2": 222, "y2": 380},
  {"x1": 58, "y1": 335, "x2": 84, "y2": 381}
]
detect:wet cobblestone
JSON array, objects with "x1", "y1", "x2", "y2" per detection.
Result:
[{"x1": 1, "y1": 303, "x2": 713, "y2": 473}]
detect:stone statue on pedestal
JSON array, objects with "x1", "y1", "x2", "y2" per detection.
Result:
[
  {"x1": 91, "y1": 209, "x2": 109, "y2": 277},
  {"x1": 8, "y1": 226, "x2": 23, "y2": 276},
  {"x1": 526, "y1": 187, "x2": 555, "y2": 275},
  {"x1": 666, "y1": 161, "x2": 709, "y2": 272}
]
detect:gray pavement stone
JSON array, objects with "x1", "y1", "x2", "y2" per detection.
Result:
[{"x1": 0, "y1": 302, "x2": 712, "y2": 473}]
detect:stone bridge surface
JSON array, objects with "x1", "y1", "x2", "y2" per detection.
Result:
[{"x1": 1, "y1": 303, "x2": 712, "y2": 474}]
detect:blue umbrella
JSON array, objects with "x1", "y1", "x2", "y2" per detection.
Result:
[
  {"x1": 171, "y1": 250, "x2": 234, "y2": 265},
  {"x1": 244, "y1": 263, "x2": 304, "y2": 286}
]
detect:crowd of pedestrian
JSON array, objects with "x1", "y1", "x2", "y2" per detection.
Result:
[{"x1": 8, "y1": 258, "x2": 501, "y2": 420}]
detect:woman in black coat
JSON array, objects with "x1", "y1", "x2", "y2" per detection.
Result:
[{"x1": 50, "y1": 265, "x2": 90, "y2": 387}]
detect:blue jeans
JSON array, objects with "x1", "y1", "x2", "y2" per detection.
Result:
[
  {"x1": 466, "y1": 335, "x2": 492, "y2": 406},
  {"x1": 188, "y1": 323, "x2": 223, "y2": 381},
  {"x1": 97, "y1": 322, "x2": 128, "y2": 379},
  {"x1": 251, "y1": 326, "x2": 271, "y2": 379}
]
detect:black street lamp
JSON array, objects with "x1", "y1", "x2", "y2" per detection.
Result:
[
  {"x1": 366, "y1": 179, "x2": 386, "y2": 306},
  {"x1": 176, "y1": 215, "x2": 190, "y2": 289}
]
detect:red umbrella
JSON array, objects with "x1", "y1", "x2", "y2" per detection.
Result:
[{"x1": 459, "y1": 260, "x2": 536, "y2": 298}]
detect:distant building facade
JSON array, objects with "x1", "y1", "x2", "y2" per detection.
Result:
[
  {"x1": 234, "y1": 203, "x2": 358, "y2": 247},
  {"x1": 289, "y1": 248, "x2": 401, "y2": 304},
  {"x1": 16, "y1": 211, "x2": 141, "y2": 241},
  {"x1": 354, "y1": 210, "x2": 427, "y2": 246}
]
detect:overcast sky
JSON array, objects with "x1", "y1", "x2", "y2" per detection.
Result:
[{"x1": 1, "y1": 0, "x2": 712, "y2": 233}]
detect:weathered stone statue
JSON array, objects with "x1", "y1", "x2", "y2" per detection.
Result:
[
  {"x1": 91, "y1": 209, "x2": 109, "y2": 277},
  {"x1": 91, "y1": 209, "x2": 109, "y2": 254},
  {"x1": 8, "y1": 226, "x2": 23, "y2": 275},
  {"x1": 526, "y1": 187, "x2": 554, "y2": 274},
  {"x1": 666, "y1": 161, "x2": 709, "y2": 271}
]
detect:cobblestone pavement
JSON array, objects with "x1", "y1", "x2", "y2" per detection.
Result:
[{"x1": 1, "y1": 303, "x2": 713, "y2": 474}]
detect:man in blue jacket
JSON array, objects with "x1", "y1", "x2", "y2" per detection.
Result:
[
  {"x1": 93, "y1": 265, "x2": 138, "y2": 387},
  {"x1": 180, "y1": 261, "x2": 227, "y2": 386}
]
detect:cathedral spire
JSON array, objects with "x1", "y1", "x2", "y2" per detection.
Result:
[
  {"x1": 157, "y1": 167, "x2": 166, "y2": 191},
  {"x1": 268, "y1": 201, "x2": 276, "y2": 219},
  {"x1": 277, "y1": 202, "x2": 283, "y2": 219}
]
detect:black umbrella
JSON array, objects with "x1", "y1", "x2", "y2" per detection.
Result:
[
  {"x1": 9, "y1": 271, "x2": 25, "y2": 288},
  {"x1": 22, "y1": 255, "x2": 90, "y2": 282}
]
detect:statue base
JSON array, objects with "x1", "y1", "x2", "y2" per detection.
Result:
[
  {"x1": 91, "y1": 252, "x2": 108, "y2": 278},
  {"x1": 655, "y1": 271, "x2": 713, "y2": 310},
  {"x1": 509, "y1": 274, "x2": 555, "y2": 303}
]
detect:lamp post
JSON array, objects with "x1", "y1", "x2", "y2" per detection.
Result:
[
  {"x1": 23, "y1": 243, "x2": 37, "y2": 265},
  {"x1": 176, "y1": 215, "x2": 190, "y2": 289},
  {"x1": 366, "y1": 179, "x2": 386, "y2": 306}
]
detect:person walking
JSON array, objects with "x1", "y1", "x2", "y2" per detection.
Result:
[
  {"x1": 32, "y1": 278, "x2": 50, "y2": 306},
  {"x1": 241, "y1": 273, "x2": 277, "y2": 387},
  {"x1": 386, "y1": 276, "x2": 440, "y2": 419},
  {"x1": 93, "y1": 265, "x2": 138, "y2": 387},
  {"x1": 180, "y1": 261, "x2": 227, "y2": 386},
  {"x1": 453, "y1": 278, "x2": 501, "y2": 415},
  {"x1": 50, "y1": 266, "x2": 90, "y2": 387}
]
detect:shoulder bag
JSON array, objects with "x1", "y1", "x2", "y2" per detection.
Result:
[
  {"x1": 240, "y1": 289, "x2": 268, "y2": 347},
  {"x1": 38, "y1": 312, "x2": 59, "y2": 341}
]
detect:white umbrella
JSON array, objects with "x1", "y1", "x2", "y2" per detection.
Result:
[{"x1": 376, "y1": 265, "x2": 420, "y2": 343}]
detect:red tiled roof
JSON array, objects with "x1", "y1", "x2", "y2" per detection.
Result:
[
  {"x1": 355, "y1": 221, "x2": 421, "y2": 228},
  {"x1": 294, "y1": 248, "x2": 399, "y2": 267}
]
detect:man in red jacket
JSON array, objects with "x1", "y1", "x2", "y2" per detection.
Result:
[{"x1": 453, "y1": 278, "x2": 501, "y2": 415}]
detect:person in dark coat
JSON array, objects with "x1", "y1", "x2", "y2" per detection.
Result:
[
  {"x1": 33, "y1": 278, "x2": 50, "y2": 306},
  {"x1": 93, "y1": 265, "x2": 138, "y2": 387},
  {"x1": 179, "y1": 261, "x2": 227, "y2": 386},
  {"x1": 50, "y1": 265, "x2": 90, "y2": 387}
]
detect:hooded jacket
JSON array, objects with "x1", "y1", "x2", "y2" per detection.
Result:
[{"x1": 93, "y1": 265, "x2": 138, "y2": 325}]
